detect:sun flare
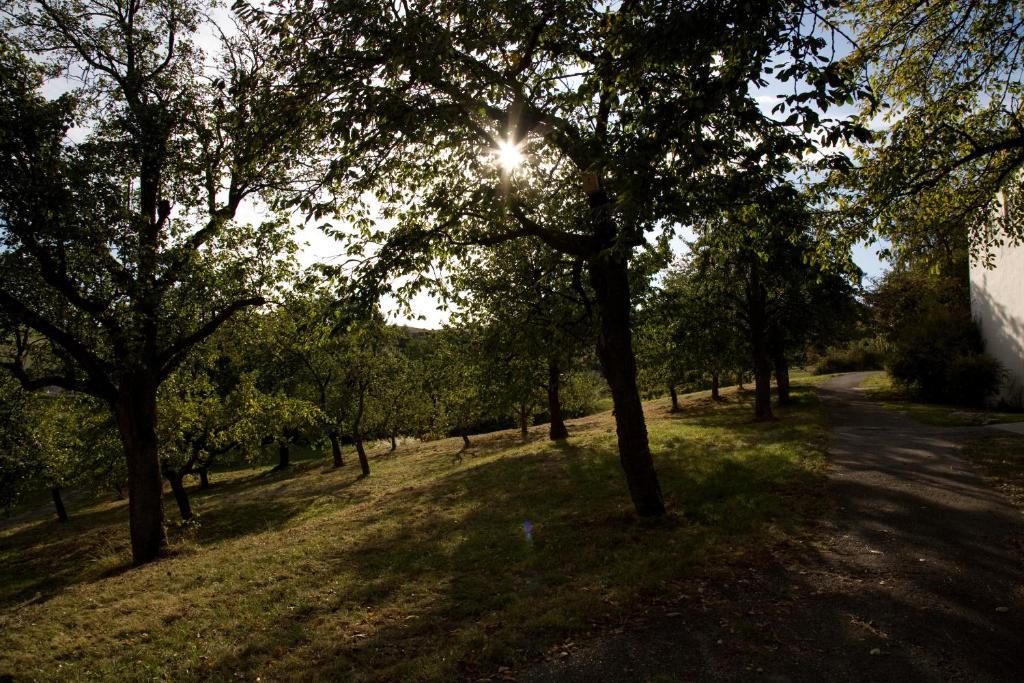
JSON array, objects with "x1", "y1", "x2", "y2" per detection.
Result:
[{"x1": 496, "y1": 139, "x2": 524, "y2": 171}]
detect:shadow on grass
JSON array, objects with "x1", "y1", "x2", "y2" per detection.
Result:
[
  {"x1": 200, "y1": 403, "x2": 829, "y2": 681},
  {"x1": 2, "y1": 388, "x2": 832, "y2": 681},
  {"x1": 0, "y1": 458, "x2": 371, "y2": 608}
]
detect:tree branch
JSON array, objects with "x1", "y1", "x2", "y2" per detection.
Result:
[
  {"x1": 158, "y1": 296, "x2": 265, "y2": 378},
  {"x1": 0, "y1": 289, "x2": 113, "y2": 395}
]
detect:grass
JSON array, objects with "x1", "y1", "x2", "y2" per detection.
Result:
[
  {"x1": 0, "y1": 384, "x2": 830, "y2": 681},
  {"x1": 858, "y1": 372, "x2": 1024, "y2": 427},
  {"x1": 961, "y1": 432, "x2": 1024, "y2": 508}
]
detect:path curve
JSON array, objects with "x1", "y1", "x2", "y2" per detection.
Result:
[
  {"x1": 809, "y1": 371, "x2": 1024, "y2": 681},
  {"x1": 522, "y1": 372, "x2": 1024, "y2": 682}
]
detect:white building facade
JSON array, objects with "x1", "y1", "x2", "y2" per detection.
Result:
[{"x1": 970, "y1": 192, "x2": 1024, "y2": 407}]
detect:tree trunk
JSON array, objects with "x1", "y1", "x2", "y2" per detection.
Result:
[
  {"x1": 752, "y1": 348, "x2": 773, "y2": 420},
  {"x1": 168, "y1": 473, "x2": 193, "y2": 522},
  {"x1": 747, "y1": 263, "x2": 774, "y2": 421},
  {"x1": 276, "y1": 438, "x2": 290, "y2": 470},
  {"x1": 669, "y1": 386, "x2": 681, "y2": 413},
  {"x1": 547, "y1": 360, "x2": 569, "y2": 440},
  {"x1": 354, "y1": 437, "x2": 370, "y2": 477},
  {"x1": 774, "y1": 352, "x2": 791, "y2": 406},
  {"x1": 329, "y1": 430, "x2": 344, "y2": 467},
  {"x1": 51, "y1": 486, "x2": 68, "y2": 523},
  {"x1": 461, "y1": 431, "x2": 471, "y2": 449},
  {"x1": 198, "y1": 467, "x2": 210, "y2": 489},
  {"x1": 737, "y1": 372, "x2": 745, "y2": 390},
  {"x1": 588, "y1": 253, "x2": 666, "y2": 519},
  {"x1": 115, "y1": 377, "x2": 166, "y2": 565},
  {"x1": 352, "y1": 384, "x2": 370, "y2": 476},
  {"x1": 711, "y1": 371, "x2": 721, "y2": 401},
  {"x1": 519, "y1": 401, "x2": 529, "y2": 439},
  {"x1": 390, "y1": 434, "x2": 397, "y2": 451}
]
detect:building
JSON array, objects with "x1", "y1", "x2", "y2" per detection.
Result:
[{"x1": 969, "y1": 190, "x2": 1024, "y2": 407}]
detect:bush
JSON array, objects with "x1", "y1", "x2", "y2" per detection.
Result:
[
  {"x1": 944, "y1": 353, "x2": 1004, "y2": 406},
  {"x1": 885, "y1": 305, "x2": 1002, "y2": 406},
  {"x1": 813, "y1": 339, "x2": 886, "y2": 375},
  {"x1": 870, "y1": 269, "x2": 1004, "y2": 406}
]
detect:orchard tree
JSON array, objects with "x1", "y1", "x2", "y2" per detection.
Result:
[
  {"x1": 156, "y1": 337, "x2": 272, "y2": 521},
  {"x1": 640, "y1": 259, "x2": 747, "y2": 408},
  {"x1": 422, "y1": 328, "x2": 486, "y2": 449},
  {"x1": 0, "y1": 371, "x2": 117, "y2": 522},
  {"x1": 260, "y1": 281, "x2": 355, "y2": 468},
  {"x1": 635, "y1": 284, "x2": 693, "y2": 410},
  {"x1": 265, "y1": 0, "x2": 866, "y2": 519},
  {"x1": 0, "y1": 2, "x2": 312, "y2": 563},
  {"x1": 447, "y1": 241, "x2": 593, "y2": 440},
  {"x1": 0, "y1": 375, "x2": 39, "y2": 513},
  {"x1": 361, "y1": 327, "x2": 422, "y2": 453},
  {"x1": 695, "y1": 183, "x2": 860, "y2": 417},
  {"x1": 317, "y1": 315, "x2": 406, "y2": 476}
]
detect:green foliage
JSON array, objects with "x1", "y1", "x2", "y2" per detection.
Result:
[
  {"x1": 419, "y1": 327, "x2": 487, "y2": 439},
  {"x1": 835, "y1": 0, "x2": 1024, "y2": 262},
  {"x1": 0, "y1": 0, "x2": 316, "y2": 560},
  {"x1": 0, "y1": 1, "x2": 303, "y2": 400},
  {"x1": 0, "y1": 376, "x2": 36, "y2": 509},
  {"x1": 268, "y1": 0, "x2": 862, "y2": 272},
  {"x1": 944, "y1": 353, "x2": 1005, "y2": 407},
  {"x1": 0, "y1": 374, "x2": 119, "y2": 512},
  {"x1": 684, "y1": 182, "x2": 862, "y2": 381},
  {"x1": 641, "y1": 253, "x2": 749, "y2": 394},
  {"x1": 812, "y1": 339, "x2": 885, "y2": 375},
  {"x1": 557, "y1": 369, "x2": 605, "y2": 419},
  {"x1": 446, "y1": 241, "x2": 594, "y2": 432},
  {"x1": 860, "y1": 372, "x2": 1024, "y2": 426},
  {"x1": 873, "y1": 270, "x2": 1002, "y2": 404}
]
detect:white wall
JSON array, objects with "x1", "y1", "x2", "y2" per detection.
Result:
[{"x1": 970, "y1": 199, "x2": 1024, "y2": 407}]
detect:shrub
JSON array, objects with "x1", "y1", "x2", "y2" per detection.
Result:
[
  {"x1": 885, "y1": 304, "x2": 1002, "y2": 405},
  {"x1": 944, "y1": 353, "x2": 1004, "y2": 406},
  {"x1": 813, "y1": 339, "x2": 886, "y2": 375},
  {"x1": 870, "y1": 269, "x2": 1004, "y2": 406}
]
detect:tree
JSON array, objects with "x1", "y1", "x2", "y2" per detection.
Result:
[
  {"x1": 257, "y1": 281, "x2": 352, "y2": 468},
  {"x1": 643, "y1": 258, "x2": 747, "y2": 407},
  {"x1": 0, "y1": 3, "x2": 309, "y2": 563},
  {"x1": 836, "y1": 0, "x2": 1024, "y2": 261},
  {"x1": 335, "y1": 319, "x2": 388, "y2": 476},
  {"x1": 421, "y1": 328, "x2": 487, "y2": 449},
  {"x1": 362, "y1": 327, "x2": 424, "y2": 453},
  {"x1": 156, "y1": 339, "x2": 257, "y2": 520},
  {"x1": 266, "y1": 0, "x2": 863, "y2": 519},
  {"x1": 447, "y1": 241, "x2": 592, "y2": 440},
  {"x1": 871, "y1": 268, "x2": 1003, "y2": 405},
  {"x1": 693, "y1": 182, "x2": 859, "y2": 418},
  {"x1": 0, "y1": 372, "x2": 118, "y2": 522},
  {"x1": 0, "y1": 376, "x2": 39, "y2": 514}
]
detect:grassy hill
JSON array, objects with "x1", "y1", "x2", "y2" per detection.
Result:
[{"x1": 0, "y1": 384, "x2": 830, "y2": 681}]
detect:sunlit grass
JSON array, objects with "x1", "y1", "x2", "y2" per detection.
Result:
[{"x1": 0, "y1": 385, "x2": 829, "y2": 681}]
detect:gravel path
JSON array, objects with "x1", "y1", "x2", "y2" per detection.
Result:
[{"x1": 521, "y1": 372, "x2": 1024, "y2": 682}]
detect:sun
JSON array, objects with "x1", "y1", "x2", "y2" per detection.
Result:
[{"x1": 496, "y1": 138, "x2": 524, "y2": 171}]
